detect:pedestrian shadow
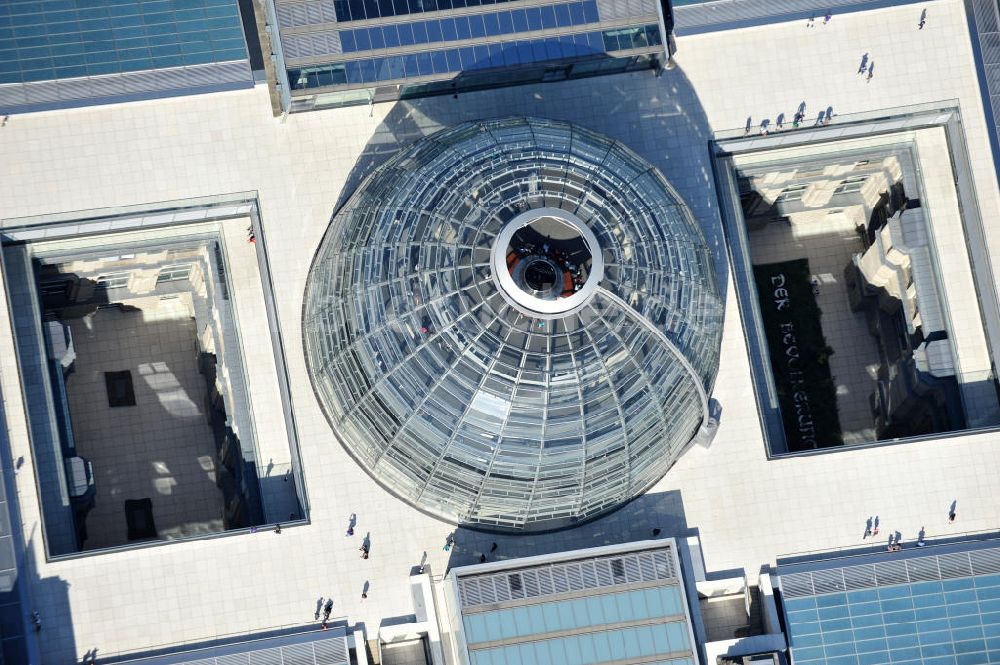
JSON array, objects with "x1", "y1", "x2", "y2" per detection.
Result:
[{"x1": 776, "y1": 528, "x2": 1000, "y2": 568}]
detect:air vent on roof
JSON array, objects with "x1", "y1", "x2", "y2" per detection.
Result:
[
  {"x1": 494, "y1": 577, "x2": 511, "y2": 603},
  {"x1": 580, "y1": 561, "x2": 598, "y2": 588},
  {"x1": 906, "y1": 557, "x2": 940, "y2": 583},
  {"x1": 566, "y1": 563, "x2": 584, "y2": 591},
  {"x1": 624, "y1": 556, "x2": 641, "y2": 583},
  {"x1": 551, "y1": 566, "x2": 569, "y2": 594},
  {"x1": 594, "y1": 559, "x2": 613, "y2": 586},
  {"x1": 874, "y1": 560, "x2": 909, "y2": 586},
  {"x1": 462, "y1": 580, "x2": 482, "y2": 606},
  {"x1": 536, "y1": 568, "x2": 554, "y2": 595},
  {"x1": 812, "y1": 568, "x2": 846, "y2": 594},
  {"x1": 780, "y1": 572, "x2": 815, "y2": 598},
  {"x1": 458, "y1": 548, "x2": 677, "y2": 608},
  {"x1": 218, "y1": 652, "x2": 257, "y2": 665},
  {"x1": 652, "y1": 550, "x2": 673, "y2": 578},
  {"x1": 277, "y1": 643, "x2": 311, "y2": 665},
  {"x1": 640, "y1": 553, "x2": 657, "y2": 581},
  {"x1": 938, "y1": 552, "x2": 974, "y2": 579},
  {"x1": 842, "y1": 565, "x2": 876, "y2": 591},
  {"x1": 971, "y1": 548, "x2": 1000, "y2": 575},
  {"x1": 522, "y1": 570, "x2": 539, "y2": 597},
  {"x1": 781, "y1": 545, "x2": 1000, "y2": 600},
  {"x1": 316, "y1": 636, "x2": 349, "y2": 662}
]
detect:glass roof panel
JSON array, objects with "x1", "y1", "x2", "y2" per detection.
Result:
[
  {"x1": 778, "y1": 544, "x2": 1000, "y2": 665},
  {"x1": 0, "y1": 0, "x2": 246, "y2": 84},
  {"x1": 286, "y1": 22, "x2": 662, "y2": 90},
  {"x1": 303, "y1": 117, "x2": 722, "y2": 530}
]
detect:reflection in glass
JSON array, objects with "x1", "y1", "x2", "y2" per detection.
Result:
[{"x1": 303, "y1": 118, "x2": 723, "y2": 530}]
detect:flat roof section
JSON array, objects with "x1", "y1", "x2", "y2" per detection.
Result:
[
  {"x1": 776, "y1": 539, "x2": 1000, "y2": 665},
  {"x1": 2, "y1": 0, "x2": 1000, "y2": 658},
  {"x1": 110, "y1": 624, "x2": 352, "y2": 665},
  {"x1": 0, "y1": 0, "x2": 253, "y2": 114},
  {"x1": 447, "y1": 541, "x2": 700, "y2": 665},
  {"x1": 672, "y1": 0, "x2": 925, "y2": 35},
  {"x1": 273, "y1": 0, "x2": 668, "y2": 109},
  {"x1": 60, "y1": 292, "x2": 225, "y2": 549}
]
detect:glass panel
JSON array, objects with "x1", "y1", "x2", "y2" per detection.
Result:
[
  {"x1": 541, "y1": 5, "x2": 558, "y2": 29},
  {"x1": 384, "y1": 25, "x2": 401, "y2": 47},
  {"x1": 484, "y1": 13, "x2": 501, "y2": 35},
  {"x1": 0, "y1": 0, "x2": 248, "y2": 82},
  {"x1": 526, "y1": 6, "x2": 543, "y2": 30},
  {"x1": 302, "y1": 117, "x2": 720, "y2": 528},
  {"x1": 455, "y1": 16, "x2": 472, "y2": 40},
  {"x1": 355, "y1": 29, "x2": 371, "y2": 51},
  {"x1": 441, "y1": 17, "x2": 458, "y2": 40},
  {"x1": 426, "y1": 19, "x2": 443, "y2": 42},
  {"x1": 469, "y1": 14, "x2": 486, "y2": 38},
  {"x1": 412, "y1": 21, "x2": 429, "y2": 43}
]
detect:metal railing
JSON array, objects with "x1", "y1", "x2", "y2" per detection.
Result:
[
  {"x1": 97, "y1": 617, "x2": 349, "y2": 663},
  {"x1": 776, "y1": 528, "x2": 1000, "y2": 568}
]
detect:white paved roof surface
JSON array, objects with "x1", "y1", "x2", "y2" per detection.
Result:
[{"x1": 1, "y1": 0, "x2": 999, "y2": 661}]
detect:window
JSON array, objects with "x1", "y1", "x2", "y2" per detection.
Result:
[
  {"x1": 288, "y1": 23, "x2": 662, "y2": 88},
  {"x1": 775, "y1": 183, "x2": 809, "y2": 202},
  {"x1": 96, "y1": 272, "x2": 130, "y2": 289},
  {"x1": 156, "y1": 265, "x2": 192, "y2": 283},
  {"x1": 40, "y1": 279, "x2": 70, "y2": 296},
  {"x1": 834, "y1": 175, "x2": 869, "y2": 194},
  {"x1": 892, "y1": 309, "x2": 909, "y2": 353}
]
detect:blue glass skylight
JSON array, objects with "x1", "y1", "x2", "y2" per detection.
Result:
[
  {"x1": 0, "y1": 0, "x2": 248, "y2": 84},
  {"x1": 339, "y1": 1, "x2": 599, "y2": 53},
  {"x1": 779, "y1": 545, "x2": 1000, "y2": 665},
  {"x1": 334, "y1": 0, "x2": 529, "y2": 23}
]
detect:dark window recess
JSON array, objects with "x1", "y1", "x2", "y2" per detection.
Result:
[
  {"x1": 509, "y1": 573, "x2": 523, "y2": 592},
  {"x1": 236, "y1": 0, "x2": 265, "y2": 70},
  {"x1": 105, "y1": 370, "x2": 137, "y2": 408},
  {"x1": 213, "y1": 242, "x2": 230, "y2": 300},
  {"x1": 660, "y1": 0, "x2": 674, "y2": 32},
  {"x1": 611, "y1": 558, "x2": 626, "y2": 580}
]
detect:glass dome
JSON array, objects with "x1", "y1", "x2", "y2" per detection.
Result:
[{"x1": 303, "y1": 117, "x2": 724, "y2": 531}]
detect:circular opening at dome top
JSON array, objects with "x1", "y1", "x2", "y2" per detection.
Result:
[
  {"x1": 523, "y1": 258, "x2": 559, "y2": 294},
  {"x1": 492, "y1": 207, "x2": 603, "y2": 318}
]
